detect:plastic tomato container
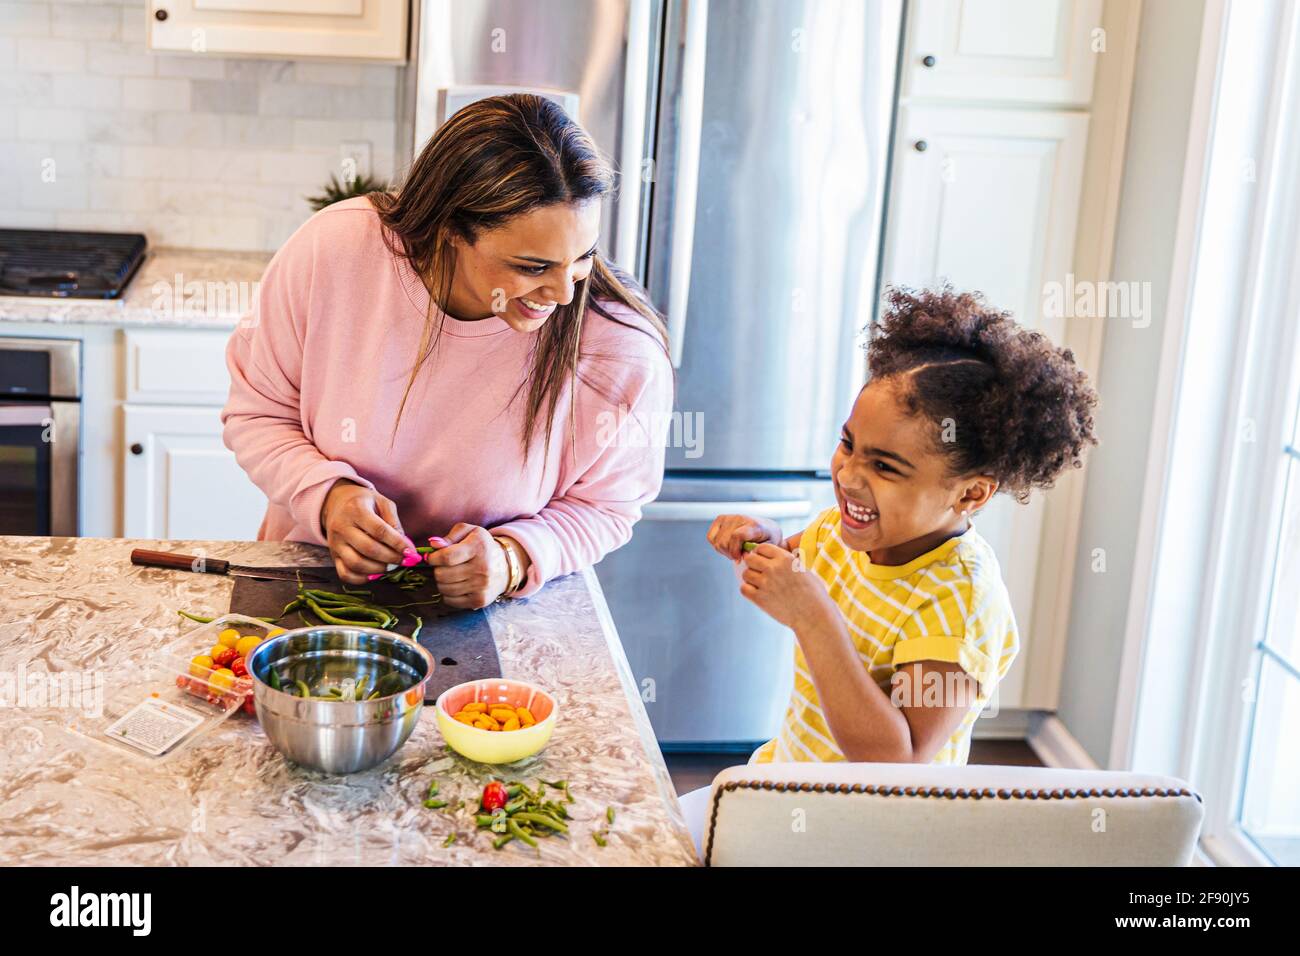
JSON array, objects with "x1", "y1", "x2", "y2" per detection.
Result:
[{"x1": 64, "y1": 614, "x2": 281, "y2": 764}]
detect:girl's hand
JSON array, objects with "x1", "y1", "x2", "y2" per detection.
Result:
[
  {"x1": 739, "y1": 542, "x2": 835, "y2": 630},
  {"x1": 423, "y1": 524, "x2": 510, "y2": 609},
  {"x1": 321, "y1": 479, "x2": 417, "y2": 585},
  {"x1": 706, "y1": 514, "x2": 784, "y2": 560}
]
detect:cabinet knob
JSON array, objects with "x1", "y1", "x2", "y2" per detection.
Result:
[
  {"x1": 914, "y1": 140, "x2": 928, "y2": 153},
  {"x1": 154, "y1": 8, "x2": 168, "y2": 21},
  {"x1": 921, "y1": 55, "x2": 936, "y2": 67},
  {"x1": 130, "y1": 442, "x2": 144, "y2": 456}
]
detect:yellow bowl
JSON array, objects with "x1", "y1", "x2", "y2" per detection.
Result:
[{"x1": 435, "y1": 679, "x2": 557, "y2": 765}]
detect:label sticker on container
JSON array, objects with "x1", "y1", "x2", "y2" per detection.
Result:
[{"x1": 103, "y1": 698, "x2": 207, "y2": 756}]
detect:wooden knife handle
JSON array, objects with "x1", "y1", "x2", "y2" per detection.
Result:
[{"x1": 129, "y1": 549, "x2": 231, "y2": 575}]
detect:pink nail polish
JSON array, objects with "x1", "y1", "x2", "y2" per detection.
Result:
[
  {"x1": 366, "y1": 572, "x2": 382, "y2": 581},
  {"x1": 401, "y1": 549, "x2": 421, "y2": 567}
]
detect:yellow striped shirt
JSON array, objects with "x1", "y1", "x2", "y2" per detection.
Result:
[{"x1": 751, "y1": 505, "x2": 1019, "y2": 766}]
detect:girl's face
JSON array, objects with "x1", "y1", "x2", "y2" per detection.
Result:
[
  {"x1": 445, "y1": 200, "x2": 601, "y2": 332},
  {"x1": 831, "y1": 377, "x2": 996, "y2": 564}
]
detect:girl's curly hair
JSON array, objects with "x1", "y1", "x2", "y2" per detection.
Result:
[{"x1": 867, "y1": 285, "x2": 1098, "y2": 503}]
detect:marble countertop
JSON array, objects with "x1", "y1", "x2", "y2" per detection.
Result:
[
  {"x1": 0, "y1": 536, "x2": 698, "y2": 867},
  {"x1": 0, "y1": 248, "x2": 271, "y2": 329}
]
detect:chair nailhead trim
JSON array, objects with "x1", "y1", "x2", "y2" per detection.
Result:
[{"x1": 701, "y1": 779, "x2": 1203, "y2": 866}]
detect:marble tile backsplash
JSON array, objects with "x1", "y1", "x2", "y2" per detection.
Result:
[{"x1": 0, "y1": 0, "x2": 403, "y2": 252}]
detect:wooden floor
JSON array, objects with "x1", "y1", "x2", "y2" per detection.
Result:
[{"x1": 664, "y1": 739, "x2": 1044, "y2": 795}]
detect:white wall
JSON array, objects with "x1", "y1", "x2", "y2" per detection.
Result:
[
  {"x1": 1056, "y1": 0, "x2": 1208, "y2": 766},
  {"x1": 0, "y1": 0, "x2": 400, "y2": 252}
]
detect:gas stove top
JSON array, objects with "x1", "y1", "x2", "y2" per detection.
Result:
[{"x1": 0, "y1": 228, "x2": 147, "y2": 299}]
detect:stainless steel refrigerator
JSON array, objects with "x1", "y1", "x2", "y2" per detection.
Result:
[{"x1": 406, "y1": 0, "x2": 903, "y2": 749}]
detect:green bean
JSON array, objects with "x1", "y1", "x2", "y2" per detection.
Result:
[
  {"x1": 411, "y1": 614, "x2": 423, "y2": 643},
  {"x1": 366, "y1": 690, "x2": 380, "y2": 700},
  {"x1": 330, "y1": 605, "x2": 393, "y2": 628},
  {"x1": 304, "y1": 598, "x2": 366, "y2": 627},
  {"x1": 475, "y1": 814, "x2": 495, "y2": 828},
  {"x1": 506, "y1": 784, "x2": 522, "y2": 798},
  {"x1": 387, "y1": 598, "x2": 444, "y2": 610},
  {"x1": 427, "y1": 780, "x2": 439, "y2": 797},
  {"x1": 492, "y1": 833, "x2": 514, "y2": 850},
  {"x1": 423, "y1": 798, "x2": 448, "y2": 809},
  {"x1": 592, "y1": 831, "x2": 607, "y2": 847},
  {"x1": 514, "y1": 812, "x2": 568, "y2": 833},
  {"x1": 294, "y1": 679, "x2": 310, "y2": 699},
  {"x1": 268, "y1": 667, "x2": 282, "y2": 691},
  {"x1": 742, "y1": 541, "x2": 758, "y2": 552},
  {"x1": 304, "y1": 589, "x2": 369, "y2": 605},
  {"x1": 177, "y1": 610, "x2": 280, "y2": 625},
  {"x1": 503, "y1": 797, "x2": 527, "y2": 815},
  {"x1": 354, "y1": 676, "x2": 369, "y2": 701},
  {"x1": 507, "y1": 818, "x2": 537, "y2": 848},
  {"x1": 442, "y1": 833, "x2": 456, "y2": 847},
  {"x1": 606, "y1": 806, "x2": 616, "y2": 825}
]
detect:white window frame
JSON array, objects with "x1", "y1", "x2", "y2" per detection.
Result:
[{"x1": 1112, "y1": 0, "x2": 1300, "y2": 867}]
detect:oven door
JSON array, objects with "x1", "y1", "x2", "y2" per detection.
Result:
[{"x1": 0, "y1": 400, "x2": 79, "y2": 536}]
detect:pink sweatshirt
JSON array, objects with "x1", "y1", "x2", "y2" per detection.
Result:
[{"x1": 221, "y1": 197, "x2": 673, "y2": 597}]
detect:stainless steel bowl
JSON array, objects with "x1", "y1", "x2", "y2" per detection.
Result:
[{"x1": 245, "y1": 625, "x2": 435, "y2": 774}]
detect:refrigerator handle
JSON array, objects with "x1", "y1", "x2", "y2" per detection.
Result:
[
  {"x1": 665, "y1": 0, "x2": 708, "y2": 369},
  {"x1": 614, "y1": 0, "x2": 653, "y2": 273},
  {"x1": 642, "y1": 499, "x2": 813, "y2": 521}
]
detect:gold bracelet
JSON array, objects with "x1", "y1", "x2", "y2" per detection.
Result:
[{"x1": 493, "y1": 535, "x2": 523, "y2": 596}]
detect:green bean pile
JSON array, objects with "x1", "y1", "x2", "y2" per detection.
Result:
[
  {"x1": 475, "y1": 780, "x2": 574, "y2": 850},
  {"x1": 267, "y1": 667, "x2": 406, "y2": 702},
  {"x1": 179, "y1": 576, "x2": 441, "y2": 641}
]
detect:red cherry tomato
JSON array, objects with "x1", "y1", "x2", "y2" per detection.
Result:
[
  {"x1": 480, "y1": 781, "x2": 508, "y2": 811},
  {"x1": 230, "y1": 656, "x2": 248, "y2": 678},
  {"x1": 242, "y1": 694, "x2": 257, "y2": 716},
  {"x1": 211, "y1": 646, "x2": 237, "y2": 668}
]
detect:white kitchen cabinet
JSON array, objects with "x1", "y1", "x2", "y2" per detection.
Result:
[
  {"x1": 885, "y1": 106, "x2": 1088, "y2": 347},
  {"x1": 904, "y1": 0, "x2": 1102, "y2": 106},
  {"x1": 125, "y1": 328, "x2": 233, "y2": 406},
  {"x1": 123, "y1": 403, "x2": 267, "y2": 541},
  {"x1": 881, "y1": 105, "x2": 1088, "y2": 709},
  {"x1": 147, "y1": 0, "x2": 409, "y2": 63}
]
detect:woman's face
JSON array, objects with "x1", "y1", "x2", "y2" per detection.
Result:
[
  {"x1": 446, "y1": 200, "x2": 602, "y2": 332},
  {"x1": 831, "y1": 377, "x2": 995, "y2": 564}
]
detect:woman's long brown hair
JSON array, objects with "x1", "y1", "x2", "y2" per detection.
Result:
[{"x1": 368, "y1": 93, "x2": 670, "y2": 459}]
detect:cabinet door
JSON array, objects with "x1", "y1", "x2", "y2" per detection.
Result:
[
  {"x1": 904, "y1": 0, "x2": 1102, "y2": 106},
  {"x1": 124, "y1": 404, "x2": 267, "y2": 541},
  {"x1": 148, "y1": 0, "x2": 408, "y2": 62},
  {"x1": 881, "y1": 106, "x2": 1088, "y2": 708}
]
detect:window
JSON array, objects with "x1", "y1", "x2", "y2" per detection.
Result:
[
  {"x1": 1240, "y1": 403, "x2": 1300, "y2": 865},
  {"x1": 1121, "y1": 0, "x2": 1300, "y2": 867}
]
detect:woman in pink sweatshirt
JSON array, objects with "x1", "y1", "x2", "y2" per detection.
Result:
[{"x1": 221, "y1": 94, "x2": 674, "y2": 608}]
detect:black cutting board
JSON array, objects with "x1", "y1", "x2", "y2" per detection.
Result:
[{"x1": 228, "y1": 569, "x2": 501, "y2": 703}]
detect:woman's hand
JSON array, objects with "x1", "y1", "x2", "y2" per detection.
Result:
[
  {"x1": 320, "y1": 479, "x2": 417, "y2": 585},
  {"x1": 706, "y1": 514, "x2": 784, "y2": 560},
  {"x1": 424, "y1": 523, "x2": 513, "y2": 609},
  {"x1": 739, "y1": 542, "x2": 835, "y2": 630}
]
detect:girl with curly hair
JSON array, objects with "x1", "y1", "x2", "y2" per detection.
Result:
[{"x1": 706, "y1": 286, "x2": 1098, "y2": 773}]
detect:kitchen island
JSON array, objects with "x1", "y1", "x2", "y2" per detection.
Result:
[{"x1": 0, "y1": 535, "x2": 698, "y2": 867}]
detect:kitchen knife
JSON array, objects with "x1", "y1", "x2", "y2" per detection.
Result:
[{"x1": 129, "y1": 549, "x2": 331, "y2": 583}]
